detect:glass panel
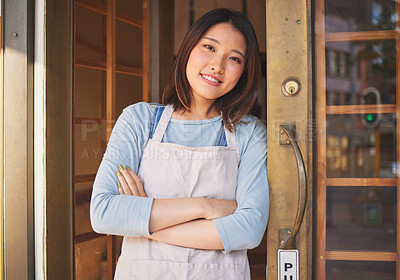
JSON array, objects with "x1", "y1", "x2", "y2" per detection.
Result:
[
  {"x1": 326, "y1": 261, "x2": 396, "y2": 280},
  {"x1": 117, "y1": 0, "x2": 142, "y2": 21},
  {"x1": 75, "y1": 237, "x2": 108, "y2": 280},
  {"x1": 88, "y1": 0, "x2": 106, "y2": 5},
  {"x1": 116, "y1": 21, "x2": 143, "y2": 69},
  {"x1": 326, "y1": 113, "x2": 396, "y2": 178},
  {"x1": 74, "y1": 123, "x2": 105, "y2": 176},
  {"x1": 75, "y1": 182, "x2": 95, "y2": 236},
  {"x1": 75, "y1": 68, "x2": 106, "y2": 119},
  {"x1": 115, "y1": 236, "x2": 124, "y2": 264},
  {"x1": 116, "y1": 74, "x2": 143, "y2": 117},
  {"x1": 325, "y1": 0, "x2": 396, "y2": 33},
  {"x1": 326, "y1": 186, "x2": 396, "y2": 251},
  {"x1": 326, "y1": 41, "x2": 395, "y2": 106},
  {"x1": 193, "y1": 0, "x2": 243, "y2": 21},
  {"x1": 75, "y1": 6, "x2": 106, "y2": 63}
]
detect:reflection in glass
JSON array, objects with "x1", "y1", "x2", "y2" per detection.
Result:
[
  {"x1": 116, "y1": 74, "x2": 143, "y2": 117},
  {"x1": 326, "y1": 186, "x2": 396, "y2": 251},
  {"x1": 86, "y1": 0, "x2": 106, "y2": 5},
  {"x1": 326, "y1": 114, "x2": 396, "y2": 178},
  {"x1": 116, "y1": 236, "x2": 124, "y2": 261},
  {"x1": 116, "y1": 21, "x2": 143, "y2": 69},
  {"x1": 326, "y1": 40, "x2": 395, "y2": 106},
  {"x1": 326, "y1": 260, "x2": 396, "y2": 280},
  {"x1": 75, "y1": 68, "x2": 106, "y2": 119},
  {"x1": 325, "y1": 0, "x2": 396, "y2": 33},
  {"x1": 75, "y1": 182, "x2": 95, "y2": 236},
  {"x1": 75, "y1": 237, "x2": 108, "y2": 280},
  {"x1": 116, "y1": 0, "x2": 143, "y2": 20},
  {"x1": 75, "y1": 6, "x2": 106, "y2": 63},
  {"x1": 74, "y1": 123, "x2": 105, "y2": 176}
]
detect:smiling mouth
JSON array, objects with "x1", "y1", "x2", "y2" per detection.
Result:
[{"x1": 200, "y1": 74, "x2": 222, "y2": 84}]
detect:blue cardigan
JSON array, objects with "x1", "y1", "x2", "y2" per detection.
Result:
[{"x1": 90, "y1": 102, "x2": 269, "y2": 253}]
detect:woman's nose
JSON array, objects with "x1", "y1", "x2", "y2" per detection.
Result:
[{"x1": 209, "y1": 57, "x2": 224, "y2": 73}]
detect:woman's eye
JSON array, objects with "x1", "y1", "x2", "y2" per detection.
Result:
[
  {"x1": 230, "y1": 57, "x2": 241, "y2": 64},
  {"x1": 204, "y1": 45, "x2": 214, "y2": 51}
]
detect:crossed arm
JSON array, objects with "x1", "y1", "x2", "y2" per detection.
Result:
[
  {"x1": 116, "y1": 165, "x2": 237, "y2": 250},
  {"x1": 90, "y1": 106, "x2": 269, "y2": 252}
]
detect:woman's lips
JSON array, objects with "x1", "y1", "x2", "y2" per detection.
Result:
[{"x1": 200, "y1": 74, "x2": 222, "y2": 86}]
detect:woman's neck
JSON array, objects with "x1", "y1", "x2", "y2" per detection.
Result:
[{"x1": 172, "y1": 102, "x2": 220, "y2": 121}]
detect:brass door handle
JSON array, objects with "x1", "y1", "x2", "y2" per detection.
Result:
[{"x1": 279, "y1": 124, "x2": 308, "y2": 249}]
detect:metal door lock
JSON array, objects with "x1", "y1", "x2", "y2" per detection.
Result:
[{"x1": 282, "y1": 77, "x2": 301, "y2": 97}]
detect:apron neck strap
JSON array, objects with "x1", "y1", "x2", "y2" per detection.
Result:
[
  {"x1": 152, "y1": 104, "x2": 174, "y2": 142},
  {"x1": 223, "y1": 126, "x2": 238, "y2": 149},
  {"x1": 153, "y1": 104, "x2": 238, "y2": 153}
]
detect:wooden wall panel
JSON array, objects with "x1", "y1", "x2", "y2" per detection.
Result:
[
  {"x1": 247, "y1": 0, "x2": 266, "y2": 53},
  {"x1": 174, "y1": 0, "x2": 189, "y2": 55},
  {"x1": 216, "y1": 0, "x2": 242, "y2": 12},
  {"x1": 174, "y1": 0, "x2": 265, "y2": 55},
  {"x1": 193, "y1": 0, "x2": 215, "y2": 22},
  {"x1": 158, "y1": 0, "x2": 175, "y2": 100}
]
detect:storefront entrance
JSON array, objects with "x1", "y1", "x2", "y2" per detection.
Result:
[
  {"x1": 315, "y1": 0, "x2": 398, "y2": 278},
  {"x1": 72, "y1": 1, "x2": 267, "y2": 279},
  {"x1": 72, "y1": 0, "x2": 400, "y2": 279},
  {"x1": 2, "y1": 0, "x2": 399, "y2": 279},
  {"x1": 267, "y1": 0, "x2": 399, "y2": 279}
]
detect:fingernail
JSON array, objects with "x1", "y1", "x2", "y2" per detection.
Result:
[
  {"x1": 126, "y1": 166, "x2": 132, "y2": 171},
  {"x1": 117, "y1": 182, "x2": 121, "y2": 188},
  {"x1": 117, "y1": 170, "x2": 122, "y2": 176},
  {"x1": 119, "y1": 164, "x2": 124, "y2": 170}
]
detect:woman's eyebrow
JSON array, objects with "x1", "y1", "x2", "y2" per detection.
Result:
[
  {"x1": 233, "y1": 50, "x2": 245, "y2": 59},
  {"x1": 204, "y1": 36, "x2": 220, "y2": 44},
  {"x1": 203, "y1": 37, "x2": 245, "y2": 59}
]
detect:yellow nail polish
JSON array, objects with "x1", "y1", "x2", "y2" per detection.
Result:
[
  {"x1": 119, "y1": 164, "x2": 124, "y2": 170},
  {"x1": 117, "y1": 170, "x2": 122, "y2": 176},
  {"x1": 126, "y1": 166, "x2": 132, "y2": 171},
  {"x1": 117, "y1": 182, "x2": 121, "y2": 188}
]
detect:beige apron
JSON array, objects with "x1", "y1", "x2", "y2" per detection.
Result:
[{"x1": 114, "y1": 105, "x2": 250, "y2": 280}]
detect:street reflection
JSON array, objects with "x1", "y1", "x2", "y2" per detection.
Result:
[
  {"x1": 326, "y1": 186, "x2": 396, "y2": 251},
  {"x1": 325, "y1": 0, "x2": 396, "y2": 33},
  {"x1": 326, "y1": 41, "x2": 395, "y2": 106},
  {"x1": 327, "y1": 114, "x2": 396, "y2": 178},
  {"x1": 326, "y1": 260, "x2": 396, "y2": 280}
]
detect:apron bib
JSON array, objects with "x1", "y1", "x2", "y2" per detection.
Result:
[{"x1": 114, "y1": 105, "x2": 250, "y2": 280}]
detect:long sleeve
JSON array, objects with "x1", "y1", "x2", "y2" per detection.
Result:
[
  {"x1": 90, "y1": 102, "x2": 155, "y2": 236},
  {"x1": 90, "y1": 103, "x2": 269, "y2": 245},
  {"x1": 212, "y1": 117, "x2": 269, "y2": 253}
]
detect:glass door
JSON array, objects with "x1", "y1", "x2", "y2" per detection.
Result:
[
  {"x1": 73, "y1": 0, "x2": 149, "y2": 278},
  {"x1": 316, "y1": 0, "x2": 398, "y2": 278}
]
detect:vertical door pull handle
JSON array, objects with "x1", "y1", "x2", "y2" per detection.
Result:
[{"x1": 279, "y1": 124, "x2": 308, "y2": 249}]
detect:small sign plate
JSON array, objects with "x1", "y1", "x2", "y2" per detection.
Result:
[{"x1": 278, "y1": 249, "x2": 299, "y2": 280}]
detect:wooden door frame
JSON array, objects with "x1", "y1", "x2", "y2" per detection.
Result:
[
  {"x1": 2, "y1": 0, "x2": 34, "y2": 278},
  {"x1": 44, "y1": 0, "x2": 75, "y2": 277},
  {"x1": 41, "y1": 0, "x2": 75, "y2": 278},
  {"x1": 266, "y1": 0, "x2": 313, "y2": 278},
  {"x1": 1, "y1": 0, "x2": 177, "y2": 278},
  {"x1": 1, "y1": 0, "x2": 74, "y2": 279}
]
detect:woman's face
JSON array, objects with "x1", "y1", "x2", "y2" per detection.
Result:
[{"x1": 186, "y1": 23, "x2": 246, "y2": 106}]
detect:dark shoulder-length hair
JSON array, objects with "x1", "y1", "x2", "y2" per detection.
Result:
[{"x1": 162, "y1": 8, "x2": 261, "y2": 130}]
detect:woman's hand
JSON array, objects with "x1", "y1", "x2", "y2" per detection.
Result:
[
  {"x1": 116, "y1": 165, "x2": 236, "y2": 232},
  {"x1": 203, "y1": 198, "x2": 237, "y2": 220},
  {"x1": 117, "y1": 165, "x2": 147, "y2": 197}
]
